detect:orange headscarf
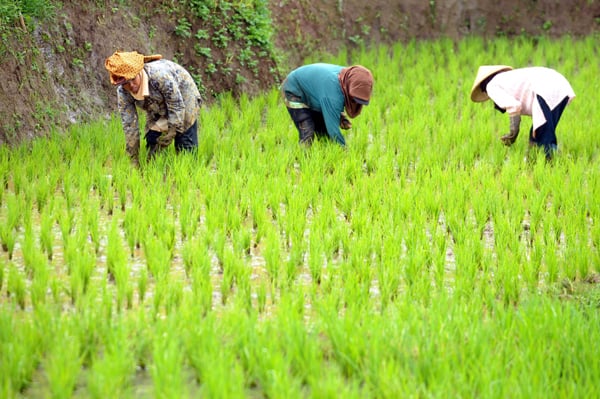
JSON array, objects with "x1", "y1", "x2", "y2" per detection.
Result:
[
  {"x1": 338, "y1": 65, "x2": 373, "y2": 118},
  {"x1": 104, "y1": 51, "x2": 163, "y2": 85}
]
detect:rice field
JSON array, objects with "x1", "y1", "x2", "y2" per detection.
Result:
[{"x1": 1, "y1": 36, "x2": 600, "y2": 398}]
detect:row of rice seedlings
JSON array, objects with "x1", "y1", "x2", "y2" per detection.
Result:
[
  {"x1": 43, "y1": 319, "x2": 83, "y2": 398},
  {"x1": 0, "y1": 308, "x2": 49, "y2": 395},
  {"x1": 87, "y1": 321, "x2": 136, "y2": 398},
  {"x1": 0, "y1": 192, "x2": 24, "y2": 259},
  {"x1": 149, "y1": 318, "x2": 187, "y2": 397},
  {"x1": 182, "y1": 312, "x2": 246, "y2": 397}
]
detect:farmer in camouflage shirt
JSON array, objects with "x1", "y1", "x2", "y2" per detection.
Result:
[{"x1": 104, "y1": 51, "x2": 202, "y2": 163}]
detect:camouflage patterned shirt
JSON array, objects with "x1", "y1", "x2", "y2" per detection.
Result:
[{"x1": 116, "y1": 59, "x2": 202, "y2": 158}]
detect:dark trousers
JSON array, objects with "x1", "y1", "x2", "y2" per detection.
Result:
[
  {"x1": 286, "y1": 107, "x2": 328, "y2": 144},
  {"x1": 146, "y1": 120, "x2": 198, "y2": 154},
  {"x1": 530, "y1": 95, "x2": 569, "y2": 159}
]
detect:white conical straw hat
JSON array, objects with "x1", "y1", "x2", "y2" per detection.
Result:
[{"x1": 470, "y1": 65, "x2": 513, "y2": 102}]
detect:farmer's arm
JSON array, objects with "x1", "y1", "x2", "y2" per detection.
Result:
[
  {"x1": 322, "y1": 98, "x2": 346, "y2": 146},
  {"x1": 487, "y1": 84, "x2": 522, "y2": 146},
  {"x1": 117, "y1": 89, "x2": 141, "y2": 159},
  {"x1": 156, "y1": 75, "x2": 186, "y2": 147}
]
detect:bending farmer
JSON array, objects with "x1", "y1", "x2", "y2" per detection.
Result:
[
  {"x1": 104, "y1": 51, "x2": 202, "y2": 163},
  {"x1": 470, "y1": 65, "x2": 575, "y2": 160},
  {"x1": 282, "y1": 63, "x2": 373, "y2": 146}
]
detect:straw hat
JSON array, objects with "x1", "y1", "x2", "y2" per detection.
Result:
[
  {"x1": 104, "y1": 51, "x2": 162, "y2": 85},
  {"x1": 470, "y1": 65, "x2": 513, "y2": 102}
]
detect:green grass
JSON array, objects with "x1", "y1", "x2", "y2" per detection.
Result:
[{"x1": 1, "y1": 36, "x2": 600, "y2": 398}]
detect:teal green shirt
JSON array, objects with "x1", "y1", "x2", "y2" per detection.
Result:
[{"x1": 283, "y1": 63, "x2": 346, "y2": 146}]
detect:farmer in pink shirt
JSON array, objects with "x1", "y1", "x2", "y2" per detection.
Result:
[{"x1": 470, "y1": 65, "x2": 575, "y2": 160}]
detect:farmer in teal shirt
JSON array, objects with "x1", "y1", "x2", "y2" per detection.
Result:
[{"x1": 282, "y1": 63, "x2": 373, "y2": 146}]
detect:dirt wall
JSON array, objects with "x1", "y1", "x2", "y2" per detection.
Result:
[{"x1": 272, "y1": 0, "x2": 600, "y2": 65}]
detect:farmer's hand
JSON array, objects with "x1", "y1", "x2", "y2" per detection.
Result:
[
  {"x1": 157, "y1": 128, "x2": 176, "y2": 147},
  {"x1": 340, "y1": 113, "x2": 352, "y2": 130},
  {"x1": 501, "y1": 115, "x2": 521, "y2": 146},
  {"x1": 146, "y1": 144, "x2": 160, "y2": 161},
  {"x1": 500, "y1": 133, "x2": 517, "y2": 146}
]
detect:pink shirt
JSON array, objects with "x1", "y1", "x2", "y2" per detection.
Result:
[{"x1": 487, "y1": 67, "x2": 575, "y2": 131}]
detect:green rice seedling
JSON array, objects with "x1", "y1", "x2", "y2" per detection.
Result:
[
  {"x1": 249, "y1": 191, "x2": 269, "y2": 243},
  {"x1": 256, "y1": 279, "x2": 268, "y2": 313},
  {"x1": 61, "y1": 172, "x2": 83, "y2": 212},
  {"x1": 453, "y1": 238, "x2": 485, "y2": 300},
  {"x1": 209, "y1": 228, "x2": 226, "y2": 271},
  {"x1": 181, "y1": 235, "x2": 212, "y2": 277},
  {"x1": 21, "y1": 223, "x2": 38, "y2": 277},
  {"x1": 235, "y1": 275, "x2": 254, "y2": 315},
  {"x1": 543, "y1": 230, "x2": 560, "y2": 285},
  {"x1": 0, "y1": 151, "x2": 8, "y2": 204},
  {"x1": 84, "y1": 197, "x2": 102, "y2": 254},
  {"x1": 123, "y1": 205, "x2": 145, "y2": 256},
  {"x1": 93, "y1": 171, "x2": 115, "y2": 215},
  {"x1": 0, "y1": 223, "x2": 16, "y2": 260},
  {"x1": 228, "y1": 250, "x2": 252, "y2": 312},
  {"x1": 527, "y1": 233, "x2": 544, "y2": 285},
  {"x1": 29, "y1": 258, "x2": 50, "y2": 309},
  {"x1": 267, "y1": 295, "x2": 322, "y2": 385},
  {"x1": 150, "y1": 319, "x2": 187, "y2": 398},
  {"x1": 34, "y1": 175, "x2": 53, "y2": 213},
  {"x1": 68, "y1": 263, "x2": 85, "y2": 306},
  {"x1": 0, "y1": 257, "x2": 4, "y2": 293},
  {"x1": 88, "y1": 320, "x2": 136, "y2": 399},
  {"x1": 153, "y1": 278, "x2": 167, "y2": 317},
  {"x1": 149, "y1": 215, "x2": 177, "y2": 258},
  {"x1": 5, "y1": 191, "x2": 22, "y2": 230},
  {"x1": 183, "y1": 313, "x2": 246, "y2": 398},
  {"x1": 65, "y1": 240, "x2": 95, "y2": 303},
  {"x1": 112, "y1": 167, "x2": 130, "y2": 212},
  {"x1": 308, "y1": 232, "x2": 325, "y2": 286},
  {"x1": 232, "y1": 225, "x2": 253, "y2": 256},
  {"x1": 283, "y1": 241, "x2": 304, "y2": 288},
  {"x1": 57, "y1": 206, "x2": 75, "y2": 250},
  {"x1": 239, "y1": 320, "x2": 304, "y2": 397},
  {"x1": 69, "y1": 297, "x2": 111, "y2": 369},
  {"x1": 263, "y1": 225, "x2": 282, "y2": 286},
  {"x1": 429, "y1": 228, "x2": 448, "y2": 290},
  {"x1": 144, "y1": 234, "x2": 172, "y2": 282},
  {"x1": 39, "y1": 207, "x2": 54, "y2": 260},
  {"x1": 106, "y1": 218, "x2": 128, "y2": 283},
  {"x1": 10, "y1": 162, "x2": 27, "y2": 197},
  {"x1": 44, "y1": 321, "x2": 83, "y2": 398},
  {"x1": 6, "y1": 263, "x2": 25, "y2": 307},
  {"x1": 129, "y1": 309, "x2": 153, "y2": 371},
  {"x1": 190, "y1": 265, "x2": 213, "y2": 316},
  {"x1": 220, "y1": 257, "x2": 235, "y2": 306},
  {"x1": 178, "y1": 190, "x2": 200, "y2": 241},
  {"x1": 113, "y1": 253, "x2": 131, "y2": 311},
  {"x1": 0, "y1": 309, "x2": 45, "y2": 395},
  {"x1": 138, "y1": 265, "x2": 149, "y2": 304},
  {"x1": 165, "y1": 278, "x2": 184, "y2": 314}
]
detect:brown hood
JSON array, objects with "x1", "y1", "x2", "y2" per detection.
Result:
[{"x1": 338, "y1": 65, "x2": 373, "y2": 118}]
